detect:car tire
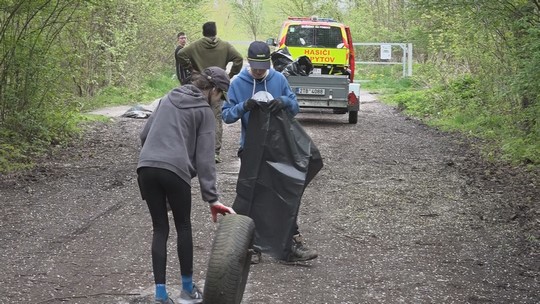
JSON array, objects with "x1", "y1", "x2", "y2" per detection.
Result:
[{"x1": 203, "y1": 214, "x2": 255, "y2": 304}]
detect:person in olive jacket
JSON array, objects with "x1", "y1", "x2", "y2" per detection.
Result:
[{"x1": 177, "y1": 21, "x2": 243, "y2": 164}]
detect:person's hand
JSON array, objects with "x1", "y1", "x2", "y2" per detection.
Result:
[
  {"x1": 268, "y1": 98, "x2": 285, "y2": 114},
  {"x1": 209, "y1": 201, "x2": 236, "y2": 222},
  {"x1": 243, "y1": 99, "x2": 258, "y2": 112}
]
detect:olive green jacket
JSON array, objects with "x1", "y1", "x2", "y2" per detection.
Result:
[{"x1": 177, "y1": 37, "x2": 243, "y2": 79}]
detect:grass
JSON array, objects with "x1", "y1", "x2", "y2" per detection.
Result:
[
  {"x1": 365, "y1": 66, "x2": 540, "y2": 168},
  {"x1": 356, "y1": 65, "x2": 415, "y2": 94},
  {"x1": 78, "y1": 70, "x2": 178, "y2": 112}
]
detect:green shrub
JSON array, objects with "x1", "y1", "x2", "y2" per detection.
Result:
[
  {"x1": 378, "y1": 74, "x2": 539, "y2": 167},
  {"x1": 0, "y1": 104, "x2": 81, "y2": 173},
  {"x1": 79, "y1": 70, "x2": 177, "y2": 112}
]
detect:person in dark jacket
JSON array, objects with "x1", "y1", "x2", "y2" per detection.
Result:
[
  {"x1": 137, "y1": 67, "x2": 235, "y2": 304},
  {"x1": 222, "y1": 41, "x2": 318, "y2": 263},
  {"x1": 174, "y1": 32, "x2": 190, "y2": 83},
  {"x1": 177, "y1": 21, "x2": 244, "y2": 164}
]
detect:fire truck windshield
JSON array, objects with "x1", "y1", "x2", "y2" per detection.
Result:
[{"x1": 285, "y1": 25, "x2": 343, "y2": 48}]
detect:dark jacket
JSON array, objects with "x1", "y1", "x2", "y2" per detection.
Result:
[
  {"x1": 177, "y1": 37, "x2": 243, "y2": 78},
  {"x1": 175, "y1": 45, "x2": 191, "y2": 83},
  {"x1": 138, "y1": 84, "x2": 218, "y2": 203}
]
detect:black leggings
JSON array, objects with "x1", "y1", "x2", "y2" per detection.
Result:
[{"x1": 137, "y1": 167, "x2": 193, "y2": 284}]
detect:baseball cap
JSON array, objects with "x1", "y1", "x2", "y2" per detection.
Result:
[
  {"x1": 247, "y1": 41, "x2": 271, "y2": 69},
  {"x1": 202, "y1": 66, "x2": 230, "y2": 100}
]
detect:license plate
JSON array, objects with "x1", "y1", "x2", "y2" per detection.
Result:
[{"x1": 296, "y1": 87, "x2": 325, "y2": 95}]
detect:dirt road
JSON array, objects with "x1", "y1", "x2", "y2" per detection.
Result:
[{"x1": 1, "y1": 93, "x2": 538, "y2": 303}]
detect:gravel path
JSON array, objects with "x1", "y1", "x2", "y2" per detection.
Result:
[{"x1": 0, "y1": 93, "x2": 538, "y2": 303}]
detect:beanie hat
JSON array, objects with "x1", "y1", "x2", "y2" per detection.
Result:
[{"x1": 202, "y1": 22, "x2": 217, "y2": 37}]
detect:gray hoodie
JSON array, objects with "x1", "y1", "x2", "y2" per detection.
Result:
[{"x1": 137, "y1": 84, "x2": 218, "y2": 203}]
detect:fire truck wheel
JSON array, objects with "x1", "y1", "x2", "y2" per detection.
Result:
[{"x1": 203, "y1": 214, "x2": 255, "y2": 304}]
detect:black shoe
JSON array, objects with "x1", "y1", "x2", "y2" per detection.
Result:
[
  {"x1": 286, "y1": 234, "x2": 318, "y2": 262},
  {"x1": 250, "y1": 246, "x2": 262, "y2": 264},
  {"x1": 214, "y1": 154, "x2": 222, "y2": 163}
]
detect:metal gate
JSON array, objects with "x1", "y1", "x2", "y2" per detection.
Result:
[{"x1": 353, "y1": 43, "x2": 413, "y2": 78}]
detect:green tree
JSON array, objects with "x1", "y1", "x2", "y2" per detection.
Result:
[
  {"x1": 229, "y1": 0, "x2": 265, "y2": 40},
  {"x1": 0, "y1": 0, "x2": 207, "y2": 172},
  {"x1": 404, "y1": 0, "x2": 540, "y2": 164}
]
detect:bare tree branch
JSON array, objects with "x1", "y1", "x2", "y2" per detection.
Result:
[{"x1": 229, "y1": 0, "x2": 264, "y2": 40}]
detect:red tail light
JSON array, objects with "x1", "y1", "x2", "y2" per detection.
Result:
[{"x1": 348, "y1": 91, "x2": 359, "y2": 106}]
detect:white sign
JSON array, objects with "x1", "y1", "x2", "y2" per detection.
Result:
[{"x1": 380, "y1": 44, "x2": 392, "y2": 60}]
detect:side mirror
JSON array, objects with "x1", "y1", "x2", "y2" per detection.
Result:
[{"x1": 266, "y1": 38, "x2": 276, "y2": 46}]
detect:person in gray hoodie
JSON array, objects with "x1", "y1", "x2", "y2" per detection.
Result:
[{"x1": 137, "y1": 67, "x2": 235, "y2": 304}]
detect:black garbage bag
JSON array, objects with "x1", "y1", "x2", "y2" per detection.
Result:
[
  {"x1": 289, "y1": 55, "x2": 313, "y2": 76},
  {"x1": 271, "y1": 47, "x2": 314, "y2": 77},
  {"x1": 270, "y1": 47, "x2": 294, "y2": 72},
  {"x1": 232, "y1": 103, "x2": 323, "y2": 260}
]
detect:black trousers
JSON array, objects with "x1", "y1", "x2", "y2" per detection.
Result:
[{"x1": 137, "y1": 167, "x2": 193, "y2": 284}]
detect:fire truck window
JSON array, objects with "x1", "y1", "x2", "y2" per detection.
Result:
[
  {"x1": 316, "y1": 27, "x2": 343, "y2": 48},
  {"x1": 285, "y1": 25, "x2": 343, "y2": 48},
  {"x1": 285, "y1": 25, "x2": 314, "y2": 46},
  {"x1": 285, "y1": 25, "x2": 303, "y2": 46}
]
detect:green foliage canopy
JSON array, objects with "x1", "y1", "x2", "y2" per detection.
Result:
[{"x1": 0, "y1": 0, "x2": 204, "y2": 172}]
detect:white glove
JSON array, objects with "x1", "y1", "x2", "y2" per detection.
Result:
[{"x1": 209, "y1": 201, "x2": 236, "y2": 222}]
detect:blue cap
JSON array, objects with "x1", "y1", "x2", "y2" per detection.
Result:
[{"x1": 247, "y1": 41, "x2": 271, "y2": 69}]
